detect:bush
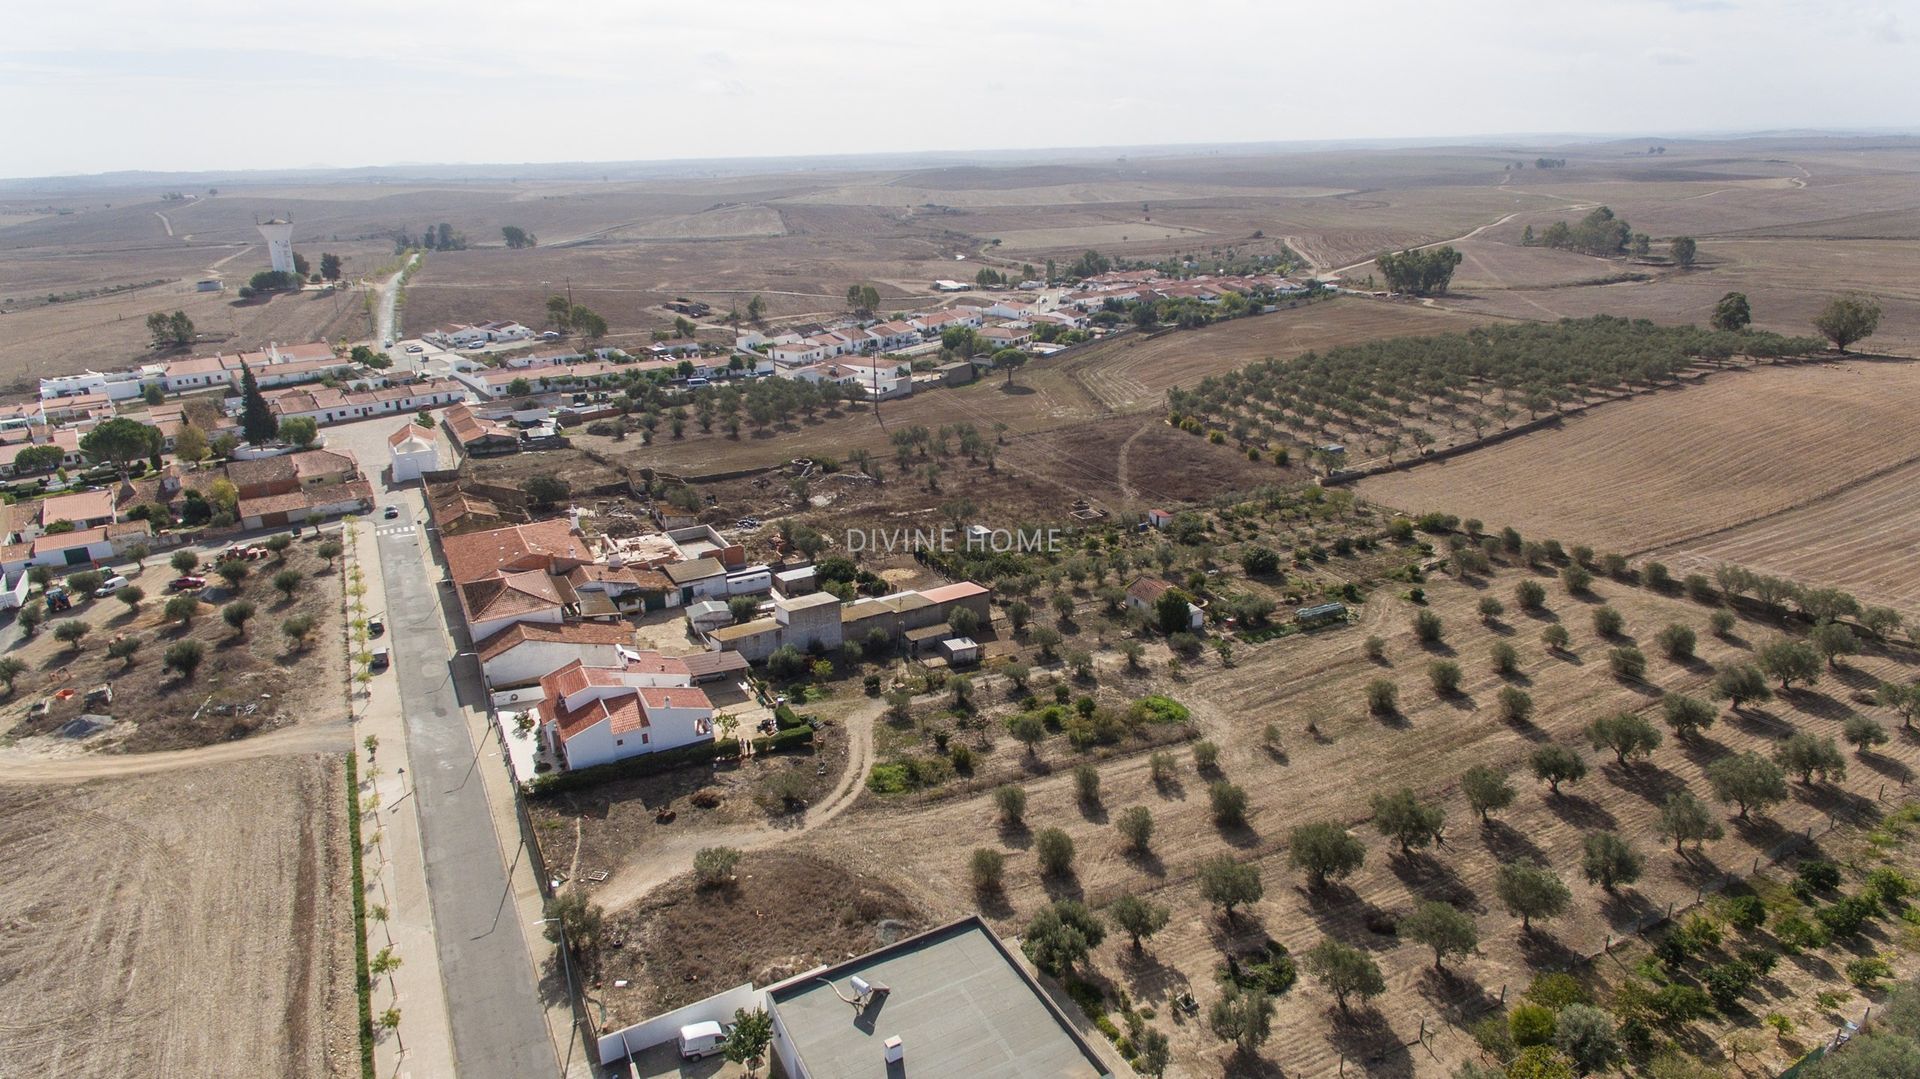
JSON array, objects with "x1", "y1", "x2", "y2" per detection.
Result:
[
  {"x1": 1710, "y1": 609, "x2": 1736, "y2": 637},
  {"x1": 1363, "y1": 635, "x2": 1386, "y2": 660},
  {"x1": 1191, "y1": 740, "x2": 1220, "y2": 772},
  {"x1": 1644, "y1": 562, "x2": 1673, "y2": 591},
  {"x1": 1490, "y1": 641, "x2": 1519, "y2": 676},
  {"x1": 1608, "y1": 646, "x2": 1647, "y2": 679},
  {"x1": 1209, "y1": 781, "x2": 1249, "y2": 827},
  {"x1": 1515, "y1": 579, "x2": 1546, "y2": 610},
  {"x1": 1541, "y1": 623, "x2": 1570, "y2": 650},
  {"x1": 1509, "y1": 1002, "x2": 1557, "y2": 1047},
  {"x1": 1034, "y1": 827, "x2": 1075, "y2": 876},
  {"x1": 1427, "y1": 660, "x2": 1461, "y2": 694},
  {"x1": 994, "y1": 784, "x2": 1027, "y2": 826},
  {"x1": 1657, "y1": 623, "x2": 1696, "y2": 661},
  {"x1": 1366, "y1": 678, "x2": 1398, "y2": 715},
  {"x1": 969, "y1": 848, "x2": 1005, "y2": 892},
  {"x1": 1592, "y1": 605, "x2": 1624, "y2": 636},
  {"x1": 1116, "y1": 805, "x2": 1154, "y2": 854},
  {"x1": 163, "y1": 639, "x2": 205, "y2": 677},
  {"x1": 1497, "y1": 686, "x2": 1534, "y2": 724},
  {"x1": 1412, "y1": 610, "x2": 1444, "y2": 644},
  {"x1": 1561, "y1": 564, "x2": 1593, "y2": 595},
  {"x1": 693, "y1": 846, "x2": 741, "y2": 888}
]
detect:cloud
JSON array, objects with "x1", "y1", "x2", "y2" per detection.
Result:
[
  {"x1": 1867, "y1": 9, "x2": 1903, "y2": 42},
  {"x1": 1646, "y1": 46, "x2": 1696, "y2": 64}
]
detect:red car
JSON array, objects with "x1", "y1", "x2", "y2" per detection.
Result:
[{"x1": 169, "y1": 575, "x2": 207, "y2": 591}]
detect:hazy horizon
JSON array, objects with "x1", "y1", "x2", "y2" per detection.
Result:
[{"x1": 5, "y1": 0, "x2": 1915, "y2": 179}]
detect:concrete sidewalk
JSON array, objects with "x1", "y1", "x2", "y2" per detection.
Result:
[{"x1": 346, "y1": 514, "x2": 459, "y2": 1079}]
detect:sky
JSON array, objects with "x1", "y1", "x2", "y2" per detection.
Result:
[{"x1": 2, "y1": 0, "x2": 1915, "y2": 178}]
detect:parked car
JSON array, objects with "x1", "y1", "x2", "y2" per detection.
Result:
[
  {"x1": 405, "y1": 344, "x2": 424, "y2": 354},
  {"x1": 539, "y1": 330, "x2": 562, "y2": 340},
  {"x1": 368, "y1": 616, "x2": 384, "y2": 638},
  {"x1": 92, "y1": 575, "x2": 130, "y2": 598},
  {"x1": 369, "y1": 646, "x2": 390, "y2": 671},
  {"x1": 677, "y1": 1022, "x2": 729, "y2": 1061},
  {"x1": 384, "y1": 505, "x2": 400, "y2": 519},
  {"x1": 169, "y1": 576, "x2": 207, "y2": 591}
]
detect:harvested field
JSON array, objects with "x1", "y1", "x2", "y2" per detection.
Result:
[
  {"x1": 0, "y1": 753, "x2": 356, "y2": 1077},
  {"x1": 1355, "y1": 358, "x2": 1920, "y2": 583},
  {"x1": 599, "y1": 851, "x2": 926, "y2": 1024},
  {"x1": 1649, "y1": 455, "x2": 1920, "y2": 613},
  {"x1": 794, "y1": 567, "x2": 1920, "y2": 1077}
]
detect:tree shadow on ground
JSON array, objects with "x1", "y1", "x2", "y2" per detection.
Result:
[
  {"x1": 1389, "y1": 850, "x2": 1479, "y2": 908},
  {"x1": 1600, "y1": 888, "x2": 1662, "y2": 932},
  {"x1": 1546, "y1": 791, "x2": 1618, "y2": 830},
  {"x1": 1481, "y1": 819, "x2": 1548, "y2": 864},
  {"x1": 1608, "y1": 762, "x2": 1690, "y2": 806},
  {"x1": 1517, "y1": 929, "x2": 1581, "y2": 972},
  {"x1": 1860, "y1": 752, "x2": 1913, "y2": 784},
  {"x1": 1324, "y1": 1005, "x2": 1416, "y2": 1078},
  {"x1": 1416, "y1": 966, "x2": 1502, "y2": 1029}
]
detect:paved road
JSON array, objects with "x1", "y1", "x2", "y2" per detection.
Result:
[{"x1": 376, "y1": 516, "x2": 557, "y2": 1079}]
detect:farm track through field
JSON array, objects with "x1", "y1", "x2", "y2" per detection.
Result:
[{"x1": 0, "y1": 718, "x2": 352, "y2": 785}]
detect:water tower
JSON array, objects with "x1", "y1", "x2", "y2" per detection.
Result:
[{"x1": 256, "y1": 216, "x2": 295, "y2": 274}]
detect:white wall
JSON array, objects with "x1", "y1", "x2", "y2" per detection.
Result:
[
  {"x1": 483, "y1": 640, "x2": 624, "y2": 690},
  {"x1": 468, "y1": 606, "x2": 563, "y2": 644},
  {"x1": 595, "y1": 983, "x2": 760, "y2": 1065}
]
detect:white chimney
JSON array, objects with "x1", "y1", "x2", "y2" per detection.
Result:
[{"x1": 883, "y1": 1036, "x2": 904, "y2": 1064}]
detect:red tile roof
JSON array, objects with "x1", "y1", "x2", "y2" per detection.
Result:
[
  {"x1": 475, "y1": 621, "x2": 634, "y2": 663},
  {"x1": 442, "y1": 520, "x2": 591, "y2": 584},
  {"x1": 638, "y1": 686, "x2": 712, "y2": 711},
  {"x1": 918, "y1": 581, "x2": 989, "y2": 605}
]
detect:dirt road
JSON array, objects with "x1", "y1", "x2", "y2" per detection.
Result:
[
  {"x1": 590, "y1": 694, "x2": 883, "y2": 911},
  {"x1": 0, "y1": 717, "x2": 351, "y2": 784},
  {"x1": 374, "y1": 252, "x2": 420, "y2": 344}
]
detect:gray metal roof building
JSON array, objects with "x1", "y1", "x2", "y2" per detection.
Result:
[{"x1": 763, "y1": 916, "x2": 1111, "y2": 1079}]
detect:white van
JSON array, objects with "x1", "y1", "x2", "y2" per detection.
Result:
[
  {"x1": 677, "y1": 1021, "x2": 727, "y2": 1060},
  {"x1": 92, "y1": 575, "x2": 130, "y2": 598}
]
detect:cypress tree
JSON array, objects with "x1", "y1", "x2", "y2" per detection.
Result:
[{"x1": 239, "y1": 362, "x2": 279, "y2": 446}]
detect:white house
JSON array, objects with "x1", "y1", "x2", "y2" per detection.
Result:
[
  {"x1": 477, "y1": 621, "x2": 638, "y2": 690},
  {"x1": 387, "y1": 422, "x2": 440, "y2": 483},
  {"x1": 863, "y1": 320, "x2": 921, "y2": 352},
  {"x1": 38, "y1": 369, "x2": 153, "y2": 402},
  {"x1": 537, "y1": 657, "x2": 715, "y2": 771}
]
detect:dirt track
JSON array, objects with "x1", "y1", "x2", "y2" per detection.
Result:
[{"x1": 0, "y1": 753, "x2": 356, "y2": 1077}]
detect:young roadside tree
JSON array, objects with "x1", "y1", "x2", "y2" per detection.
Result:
[
  {"x1": 1774, "y1": 733, "x2": 1847, "y2": 785},
  {"x1": 1370, "y1": 787, "x2": 1446, "y2": 853},
  {"x1": 1400, "y1": 900, "x2": 1479, "y2": 971},
  {"x1": 1303, "y1": 938, "x2": 1385, "y2": 1014},
  {"x1": 1531, "y1": 745, "x2": 1588, "y2": 794},
  {"x1": 1706, "y1": 752, "x2": 1789, "y2": 820},
  {"x1": 1662, "y1": 693, "x2": 1718, "y2": 740},
  {"x1": 1812, "y1": 291, "x2": 1882, "y2": 353},
  {"x1": 1022, "y1": 900, "x2": 1104, "y2": 976},
  {"x1": 1759, "y1": 638, "x2": 1821, "y2": 689},
  {"x1": 1582, "y1": 832, "x2": 1645, "y2": 892},
  {"x1": 1497, "y1": 860, "x2": 1572, "y2": 932},
  {"x1": 1116, "y1": 805, "x2": 1154, "y2": 854},
  {"x1": 1711, "y1": 663, "x2": 1772, "y2": 711},
  {"x1": 1287, "y1": 821, "x2": 1365, "y2": 889},
  {"x1": 1197, "y1": 854, "x2": 1263, "y2": 922},
  {"x1": 1208, "y1": 986, "x2": 1275, "y2": 1057},
  {"x1": 1844, "y1": 714, "x2": 1890, "y2": 755},
  {"x1": 1585, "y1": 712, "x2": 1662, "y2": 767},
  {"x1": 1462, "y1": 765, "x2": 1516, "y2": 823},
  {"x1": 1108, "y1": 894, "x2": 1170, "y2": 951}
]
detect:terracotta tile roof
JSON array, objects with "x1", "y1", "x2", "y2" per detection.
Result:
[
  {"x1": 918, "y1": 581, "x2": 989, "y2": 605},
  {"x1": 639, "y1": 686, "x2": 711, "y2": 711},
  {"x1": 681, "y1": 650, "x2": 749, "y2": 679},
  {"x1": 475, "y1": 621, "x2": 635, "y2": 663},
  {"x1": 38, "y1": 488, "x2": 114, "y2": 525},
  {"x1": 626, "y1": 652, "x2": 690, "y2": 677},
  {"x1": 1126, "y1": 576, "x2": 1173, "y2": 604},
  {"x1": 442, "y1": 520, "x2": 591, "y2": 584},
  {"x1": 290, "y1": 449, "x2": 358, "y2": 481},
  {"x1": 550, "y1": 693, "x2": 649, "y2": 742},
  {"x1": 30, "y1": 525, "x2": 108, "y2": 554},
  {"x1": 461, "y1": 569, "x2": 571, "y2": 623},
  {"x1": 238, "y1": 490, "x2": 312, "y2": 518}
]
